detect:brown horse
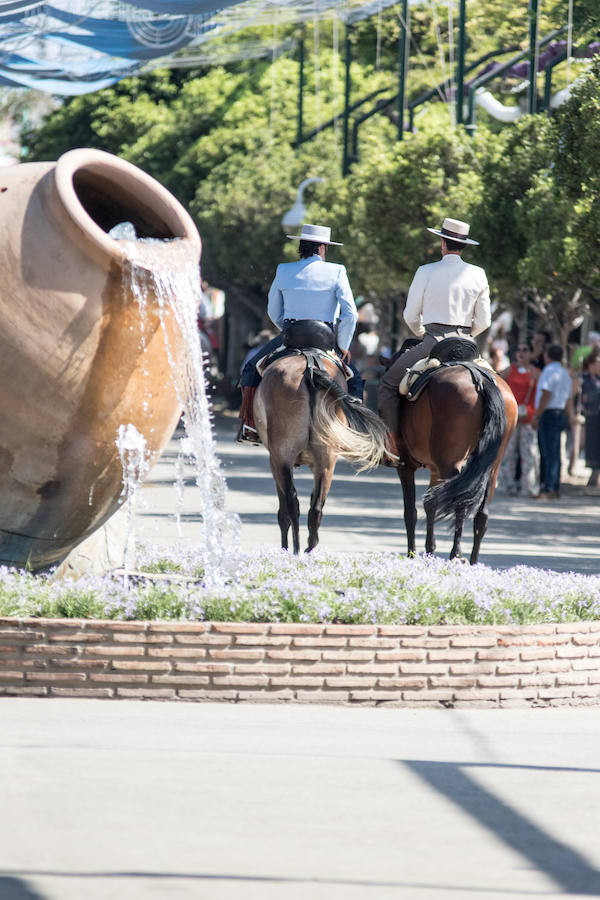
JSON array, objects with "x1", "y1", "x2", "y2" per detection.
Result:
[
  {"x1": 394, "y1": 354, "x2": 517, "y2": 564},
  {"x1": 253, "y1": 354, "x2": 387, "y2": 553}
]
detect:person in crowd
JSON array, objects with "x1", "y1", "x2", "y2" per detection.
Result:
[
  {"x1": 237, "y1": 223, "x2": 363, "y2": 442},
  {"x1": 498, "y1": 340, "x2": 540, "y2": 496},
  {"x1": 488, "y1": 324, "x2": 510, "y2": 372},
  {"x1": 531, "y1": 344, "x2": 575, "y2": 500},
  {"x1": 570, "y1": 330, "x2": 600, "y2": 372},
  {"x1": 378, "y1": 216, "x2": 491, "y2": 463},
  {"x1": 566, "y1": 353, "x2": 584, "y2": 477},
  {"x1": 581, "y1": 348, "x2": 600, "y2": 488},
  {"x1": 240, "y1": 329, "x2": 276, "y2": 374},
  {"x1": 531, "y1": 330, "x2": 551, "y2": 371}
]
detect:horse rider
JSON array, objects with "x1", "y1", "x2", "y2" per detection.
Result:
[
  {"x1": 378, "y1": 216, "x2": 491, "y2": 464},
  {"x1": 238, "y1": 222, "x2": 364, "y2": 442}
]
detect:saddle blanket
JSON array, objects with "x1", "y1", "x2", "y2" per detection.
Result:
[
  {"x1": 399, "y1": 355, "x2": 494, "y2": 399},
  {"x1": 256, "y1": 345, "x2": 351, "y2": 380}
]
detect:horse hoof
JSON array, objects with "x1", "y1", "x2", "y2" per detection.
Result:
[{"x1": 450, "y1": 553, "x2": 467, "y2": 564}]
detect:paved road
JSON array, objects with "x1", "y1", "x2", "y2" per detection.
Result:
[
  {"x1": 1, "y1": 699, "x2": 600, "y2": 900},
  {"x1": 136, "y1": 412, "x2": 600, "y2": 574}
]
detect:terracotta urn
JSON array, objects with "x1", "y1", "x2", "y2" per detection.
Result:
[{"x1": 0, "y1": 148, "x2": 201, "y2": 570}]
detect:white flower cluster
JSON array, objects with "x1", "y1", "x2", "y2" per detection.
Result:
[{"x1": 1, "y1": 542, "x2": 599, "y2": 626}]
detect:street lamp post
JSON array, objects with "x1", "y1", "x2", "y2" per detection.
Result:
[{"x1": 281, "y1": 177, "x2": 324, "y2": 232}]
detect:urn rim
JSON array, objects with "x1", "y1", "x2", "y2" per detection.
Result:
[{"x1": 53, "y1": 147, "x2": 201, "y2": 269}]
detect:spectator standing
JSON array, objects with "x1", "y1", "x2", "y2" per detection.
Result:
[
  {"x1": 488, "y1": 324, "x2": 510, "y2": 372},
  {"x1": 581, "y1": 349, "x2": 600, "y2": 488},
  {"x1": 531, "y1": 330, "x2": 551, "y2": 371},
  {"x1": 498, "y1": 341, "x2": 540, "y2": 496},
  {"x1": 531, "y1": 344, "x2": 574, "y2": 500},
  {"x1": 571, "y1": 330, "x2": 600, "y2": 371}
]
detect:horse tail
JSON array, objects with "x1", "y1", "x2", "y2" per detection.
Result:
[
  {"x1": 424, "y1": 373, "x2": 507, "y2": 521},
  {"x1": 307, "y1": 368, "x2": 387, "y2": 471}
]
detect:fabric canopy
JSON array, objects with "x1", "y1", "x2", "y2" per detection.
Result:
[{"x1": 0, "y1": 0, "x2": 404, "y2": 94}]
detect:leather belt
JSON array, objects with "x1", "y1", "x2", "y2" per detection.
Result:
[{"x1": 283, "y1": 318, "x2": 334, "y2": 330}]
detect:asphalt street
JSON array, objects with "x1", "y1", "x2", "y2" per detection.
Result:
[
  {"x1": 2, "y1": 415, "x2": 600, "y2": 900},
  {"x1": 2, "y1": 700, "x2": 600, "y2": 900},
  {"x1": 136, "y1": 412, "x2": 600, "y2": 574}
]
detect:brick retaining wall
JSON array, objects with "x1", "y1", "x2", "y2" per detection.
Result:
[{"x1": 1, "y1": 618, "x2": 599, "y2": 707}]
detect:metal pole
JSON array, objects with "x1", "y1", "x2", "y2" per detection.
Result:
[
  {"x1": 297, "y1": 32, "x2": 304, "y2": 145},
  {"x1": 528, "y1": 0, "x2": 539, "y2": 114},
  {"x1": 342, "y1": 25, "x2": 352, "y2": 175},
  {"x1": 456, "y1": 0, "x2": 466, "y2": 125},
  {"x1": 397, "y1": 0, "x2": 408, "y2": 139}
]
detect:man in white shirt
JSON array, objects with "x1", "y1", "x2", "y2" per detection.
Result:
[
  {"x1": 531, "y1": 344, "x2": 574, "y2": 499},
  {"x1": 238, "y1": 223, "x2": 362, "y2": 441},
  {"x1": 378, "y1": 217, "x2": 491, "y2": 463}
]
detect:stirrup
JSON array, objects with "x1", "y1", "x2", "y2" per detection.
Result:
[{"x1": 236, "y1": 423, "x2": 261, "y2": 444}]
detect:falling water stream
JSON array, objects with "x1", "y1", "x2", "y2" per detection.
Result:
[{"x1": 110, "y1": 223, "x2": 240, "y2": 587}]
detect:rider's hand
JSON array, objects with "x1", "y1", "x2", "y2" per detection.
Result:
[{"x1": 340, "y1": 349, "x2": 351, "y2": 364}]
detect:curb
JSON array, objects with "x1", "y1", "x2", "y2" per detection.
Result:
[{"x1": 1, "y1": 618, "x2": 599, "y2": 707}]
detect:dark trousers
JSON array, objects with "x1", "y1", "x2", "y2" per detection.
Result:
[
  {"x1": 537, "y1": 408, "x2": 567, "y2": 493},
  {"x1": 240, "y1": 334, "x2": 364, "y2": 400}
]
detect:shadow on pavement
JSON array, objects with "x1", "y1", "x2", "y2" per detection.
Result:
[{"x1": 403, "y1": 759, "x2": 600, "y2": 896}]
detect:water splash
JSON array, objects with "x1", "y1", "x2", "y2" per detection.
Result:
[
  {"x1": 116, "y1": 423, "x2": 150, "y2": 587},
  {"x1": 109, "y1": 222, "x2": 137, "y2": 241},
  {"x1": 111, "y1": 231, "x2": 240, "y2": 587}
]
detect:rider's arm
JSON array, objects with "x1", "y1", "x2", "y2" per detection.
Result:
[
  {"x1": 267, "y1": 266, "x2": 285, "y2": 331},
  {"x1": 335, "y1": 265, "x2": 358, "y2": 351},
  {"x1": 403, "y1": 267, "x2": 426, "y2": 337},
  {"x1": 471, "y1": 273, "x2": 492, "y2": 337}
]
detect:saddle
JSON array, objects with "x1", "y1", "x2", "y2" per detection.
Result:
[
  {"x1": 283, "y1": 319, "x2": 336, "y2": 351},
  {"x1": 399, "y1": 337, "x2": 494, "y2": 401},
  {"x1": 256, "y1": 319, "x2": 350, "y2": 380}
]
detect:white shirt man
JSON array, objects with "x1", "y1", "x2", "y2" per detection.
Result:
[
  {"x1": 403, "y1": 254, "x2": 490, "y2": 339},
  {"x1": 378, "y1": 217, "x2": 491, "y2": 463},
  {"x1": 533, "y1": 358, "x2": 572, "y2": 413},
  {"x1": 531, "y1": 344, "x2": 575, "y2": 498}
]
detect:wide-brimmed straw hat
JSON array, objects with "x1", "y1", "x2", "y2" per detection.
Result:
[
  {"x1": 286, "y1": 223, "x2": 343, "y2": 246},
  {"x1": 427, "y1": 217, "x2": 479, "y2": 246}
]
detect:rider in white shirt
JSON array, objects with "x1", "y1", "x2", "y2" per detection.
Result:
[{"x1": 378, "y1": 217, "x2": 491, "y2": 463}]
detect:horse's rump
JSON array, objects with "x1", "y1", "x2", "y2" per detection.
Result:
[
  {"x1": 254, "y1": 353, "x2": 386, "y2": 471},
  {"x1": 402, "y1": 366, "x2": 482, "y2": 470},
  {"x1": 402, "y1": 364, "x2": 512, "y2": 520}
]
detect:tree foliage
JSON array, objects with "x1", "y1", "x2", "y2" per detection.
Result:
[{"x1": 21, "y1": 2, "x2": 600, "y2": 353}]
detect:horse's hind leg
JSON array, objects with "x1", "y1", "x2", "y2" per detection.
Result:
[
  {"x1": 449, "y1": 509, "x2": 466, "y2": 561},
  {"x1": 470, "y1": 479, "x2": 491, "y2": 565},
  {"x1": 398, "y1": 465, "x2": 418, "y2": 556},
  {"x1": 306, "y1": 458, "x2": 335, "y2": 553},
  {"x1": 424, "y1": 500, "x2": 436, "y2": 555},
  {"x1": 271, "y1": 460, "x2": 300, "y2": 554},
  {"x1": 423, "y1": 474, "x2": 441, "y2": 555}
]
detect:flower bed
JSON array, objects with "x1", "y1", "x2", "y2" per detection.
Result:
[
  {"x1": 1, "y1": 546, "x2": 600, "y2": 626},
  {"x1": 1, "y1": 545, "x2": 599, "y2": 707}
]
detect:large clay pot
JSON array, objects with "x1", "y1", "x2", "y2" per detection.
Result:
[{"x1": 0, "y1": 148, "x2": 201, "y2": 570}]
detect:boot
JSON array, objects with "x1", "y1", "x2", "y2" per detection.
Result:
[
  {"x1": 236, "y1": 386, "x2": 260, "y2": 444},
  {"x1": 382, "y1": 431, "x2": 401, "y2": 467}
]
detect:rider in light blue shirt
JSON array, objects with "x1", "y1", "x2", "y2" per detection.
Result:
[
  {"x1": 238, "y1": 224, "x2": 363, "y2": 441},
  {"x1": 267, "y1": 254, "x2": 358, "y2": 353}
]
